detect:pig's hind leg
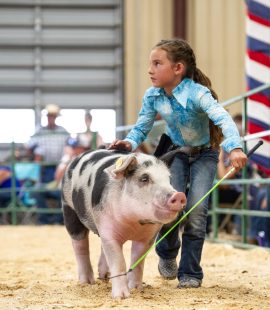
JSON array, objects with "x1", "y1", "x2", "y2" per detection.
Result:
[{"x1": 63, "y1": 204, "x2": 95, "y2": 284}]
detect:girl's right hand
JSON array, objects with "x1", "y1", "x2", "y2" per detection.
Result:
[{"x1": 108, "y1": 139, "x2": 132, "y2": 152}]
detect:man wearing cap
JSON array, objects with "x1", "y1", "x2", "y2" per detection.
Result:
[
  {"x1": 26, "y1": 104, "x2": 69, "y2": 224},
  {"x1": 27, "y1": 104, "x2": 69, "y2": 183}
]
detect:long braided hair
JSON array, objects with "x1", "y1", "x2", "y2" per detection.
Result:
[{"x1": 155, "y1": 39, "x2": 223, "y2": 150}]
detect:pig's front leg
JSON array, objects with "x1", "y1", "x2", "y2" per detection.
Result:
[
  {"x1": 127, "y1": 240, "x2": 150, "y2": 290},
  {"x1": 101, "y1": 238, "x2": 130, "y2": 299},
  {"x1": 72, "y1": 233, "x2": 95, "y2": 284},
  {"x1": 98, "y1": 246, "x2": 110, "y2": 279}
]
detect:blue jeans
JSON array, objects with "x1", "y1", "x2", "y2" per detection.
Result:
[
  {"x1": 41, "y1": 166, "x2": 56, "y2": 183},
  {"x1": 156, "y1": 148, "x2": 219, "y2": 281},
  {"x1": 0, "y1": 192, "x2": 12, "y2": 208}
]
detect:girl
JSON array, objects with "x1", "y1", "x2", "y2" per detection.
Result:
[{"x1": 109, "y1": 39, "x2": 247, "y2": 288}]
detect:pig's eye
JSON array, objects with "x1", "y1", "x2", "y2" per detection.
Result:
[{"x1": 139, "y1": 173, "x2": 150, "y2": 184}]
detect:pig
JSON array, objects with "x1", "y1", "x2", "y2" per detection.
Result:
[{"x1": 61, "y1": 149, "x2": 186, "y2": 299}]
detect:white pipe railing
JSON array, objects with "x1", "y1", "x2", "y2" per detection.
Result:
[{"x1": 243, "y1": 130, "x2": 270, "y2": 142}]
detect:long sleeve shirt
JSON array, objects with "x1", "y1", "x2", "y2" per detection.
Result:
[
  {"x1": 125, "y1": 78, "x2": 242, "y2": 154},
  {"x1": 27, "y1": 126, "x2": 69, "y2": 163}
]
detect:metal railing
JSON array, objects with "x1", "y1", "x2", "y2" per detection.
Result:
[{"x1": 0, "y1": 142, "x2": 62, "y2": 225}]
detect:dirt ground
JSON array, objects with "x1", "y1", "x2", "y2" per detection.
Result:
[{"x1": 0, "y1": 226, "x2": 270, "y2": 310}]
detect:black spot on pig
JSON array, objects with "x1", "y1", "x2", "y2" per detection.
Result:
[
  {"x1": 79, "y1": 159, "x2": 92, "y2": 176},
  {"x1": 87, "y1": 174, "x2": 92, "y2": 187},
  {"x1": 125, "y1": 160, "x2": 153, "y2": 178},
  {"x1": 82, "y1": 149, "x2": 93, "y2": 156},
  {"x1": 63, "y1": 203, "x2": 88, "y2": 240},
  {"x1": 61, "y1": 174, "x2": 66, "y2": 192},
  {"x1": 124, "y1": 168, "x2": 137, "y2": 178},
  {"x1": 72, "y1": 188, "x2": 87, "y2": 217},
  {"x1": 79, "y1": 151, "x2": 112, "y2": 175},
  {"x1": 91, "y1": 157, "x2": 117, "y2": 207},
  {"x1": 142, "y1": 160, "x2": 153, "y2": 168},
  {"x1": 111, "y1": 150, "x2": 130, "y2": 155},
  {"x1": 71, "y1": 188, "x2": 99, "y2": 235},
  {"x1": 67, "y1": 155, "x2": 82, "y2": 179}
]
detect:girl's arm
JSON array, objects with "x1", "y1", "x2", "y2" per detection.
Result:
[
  {"x1": 199, "y1": 91, "x2": 242, "y2": 152},
  {"x1": 109, "y1": 94, "x2": 157, "y2": 151},
  {"x1": 199, "y1": 91, "x2": 247, "y2": 170}
]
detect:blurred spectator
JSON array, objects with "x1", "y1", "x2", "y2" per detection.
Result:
[
  {"x1": 0, "y1": 165, "x2": 21, "y2": 208},
  {"x1": 54, "y1": 135, "x2": 89, "y2": 186},
  {"x1": 215, "y1": 147, "x2": 245, "y2": 234},
  {"x1": 78, "y1": 110, "x2": 104, "y2": 151},
  {"x1": 249, "y1": 178, "x2": 270, "y2": 247},
  {"x1": 33, "y1": 134, "x2": 87, "y2": 224},
  {"x1": 208, "y1": 114, "x2": 249, "y2": 234},
  {"x1": 214, "y1": 111, "x2": 268, "y2": 243},
  {"x1": 260, "y1": 184, "x2": 270, "y2": 247},
  {"x1": 26, "y1": 104, "x2": 69, "y2": 183}
]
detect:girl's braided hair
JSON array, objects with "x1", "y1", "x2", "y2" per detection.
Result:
[{"x1": 155, "y1": 39, "x2": 223, "y2": 150}]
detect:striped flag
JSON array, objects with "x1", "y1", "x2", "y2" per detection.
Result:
[{"x1": 246, "y1": 0, "x2": 270, "y2": 176}]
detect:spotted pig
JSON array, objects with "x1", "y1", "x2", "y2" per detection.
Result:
[{"x1": 62, "y1": 149, "x2": 186, "y2": 298}]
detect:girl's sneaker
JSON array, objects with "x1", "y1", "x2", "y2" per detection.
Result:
[
  {"x1": 177, "y1": 277, "x2": 201, "y2": 288},
  {"x1": 158, "y1": 258, "x2": 177, "y2": 279}
]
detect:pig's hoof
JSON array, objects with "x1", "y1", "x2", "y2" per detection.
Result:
[
  {"x1": 128, "y1": 281, "x2": 143, "y2": 291},
  {"x1": 98, "y1": 272, "x2": 110, "y2": 281},
  {"x1": 79, "y1": 274, "x2": 95, "y2": 285},
  {"x1": 112, "y1": 288, "x2": 130, "y2": 299}
]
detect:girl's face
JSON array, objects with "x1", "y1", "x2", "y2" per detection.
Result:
[{"x1": 148, "y1": 48, "x2": 184, "y2": 95}]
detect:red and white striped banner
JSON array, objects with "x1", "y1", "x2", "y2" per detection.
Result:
[{"x1": 246, "y1": 0, "x2": 270, "y2": 176}]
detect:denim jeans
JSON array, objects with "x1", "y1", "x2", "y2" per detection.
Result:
[
  {"x1": 0, "y1": 192, "x2": 12, "y2": 208},
  {"x1": 41, "y1": 166, "x2": 57, "y2": 183},
  {"x1": 156, "y1": 147, "x2": 219, "y2": 281}
]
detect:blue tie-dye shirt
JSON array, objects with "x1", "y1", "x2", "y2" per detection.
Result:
[{"x1": 125, "y1": 78, "x2": 242, "y2": 153}]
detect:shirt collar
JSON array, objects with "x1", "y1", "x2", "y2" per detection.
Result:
[
  {"x1": 172, "y1": 78, "x2": 192, "y2": 109},
  {"x1": 148, "y1": 78, "x2": 192, "y2": 109}
]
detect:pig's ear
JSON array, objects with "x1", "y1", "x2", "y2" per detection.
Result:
[
  {"x1": 159, "y1": 149, "x2": 181, "y2": 167},
  {"x1": 105, "y1": 155, "x2": 138, "y2": 179}
]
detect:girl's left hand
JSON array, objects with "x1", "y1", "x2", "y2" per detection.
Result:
[
  {"x1": 108, "y1": 139, "x2": 132, "y2": 152},
  {"x1": 229, "y1": 149, "x2": 248, "y2": 171}
]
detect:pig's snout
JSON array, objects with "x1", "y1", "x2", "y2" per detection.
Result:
[{"x1": 168, "y1": 192, "x2": 186, "y2": 212}]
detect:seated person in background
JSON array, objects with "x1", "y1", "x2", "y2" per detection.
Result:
[
  {"x1": 33, "y1": 135, "x2": 88, "y2": 224},
  {"x1": 215, "y1": 147, "x2": 243, "y2": 234},
  {"x1": 54, "y1": 135, "x2": 89, "y2": 187},
  {"x1": 0, "y1": 165, "x2": 21, "y2": 208},
  {"x1": 209, "y1": 114, "x2": 251, "y2": 235},
  {"x1": 249, "y1": 178, "x2": 270, "y2": 247},
  {"x1": 217, "y1": 148, "x2": 242, "y2": 202},
  {"x1": 260, "y1": 184, "x2": 270, "y2": 247},
  {"x1": 78, "y1": 110, "x2": 104, "y2": 151}
]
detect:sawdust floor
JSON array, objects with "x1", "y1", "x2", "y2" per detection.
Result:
[{"x1": 0, "y1": 225, "x2": 270, "y2": 310}]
